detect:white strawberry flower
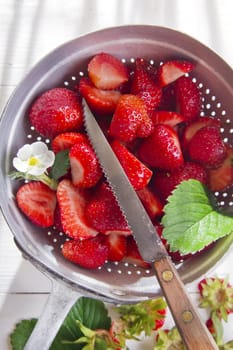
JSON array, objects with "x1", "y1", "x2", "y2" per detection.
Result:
[{"x1": 13, "y1": 141, "x2": 55, "y2": 176}]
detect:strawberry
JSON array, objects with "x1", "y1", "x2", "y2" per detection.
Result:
[
  {"x1": 111, "y1": 140, "x2": 152, "y2": 190},
  {"x1": 29, "y1": 88, "x2": 83, "y2": 138},
  {"x1": 69, "y1": 139, "x2": 102, "y2": 188},
  {"x1": 51, "y1": 132, "x2": 87, "y2": 153},
  {"x1": 205, "y1": 318, "x2": 216, "y2": 336},
  {"x1": 150, "y1": 110, "x2": 185, "y2": 127},
  {"x1": 175, "y1": 76, "x2": 201, "y2": 122},
  {"x1": 62, "y1": 235, "x2": 109, "y2": 269},
  {"x1": 198, "y1": 277, "x2": 233, "y2": 320},
  {"x1": 153, "y1": 162, "x2": 208, "y2": 202},
  {"x1": 188, "y1": 126, "x2": 227, "y2": 168},
  {"x1": 181, "y1": 116, "x2": 221, "y2": 152},
  {"x1": 57, "y1": 179, "x2": 98, "y2": 239},
  {"x1": 16, "y1": 181, "x2": 56, "y2": 227},
  {"x1": 159, "y1": 84, "x2": 176, "y2": 111},
  {"x1": 79, "y1": 77, "x2": 121, "y2": 115},
  {"x1": 109, "y1": 94, "x2": 154, "y2": 142},
  {"x1": 87, "y1": 52, "x2": 129, "y2": 90},
  {"x1": 123, "y1": 236, "x2": 150, "y2": 268},
  {"x1": 105, "y1": 233, "x2": 127, "y2": 262},
  {"x1": 156, "y1": 60, "x2": 195, "y2": 87},
  {"x1": 85, "y1": 182, "x2": 131, "y2": 236},
  {"x1": 53, "y1": 205, "x2": 64, "y2": 232},
  {"x1": 153, "y1": 309, "x2": 167, "y2": 330},
  {"x1": 136, "y1": 186, "x2": 163, "y2": 219},
  {"x1": 208, "y1": 145, "x2": 233, "y2": 191},
  {"x1": 130, "y1": 58, "x2": 162, "y2": 113},
  {"x1": 138, "y1": 124, "x2": 184, "y2": 170}
]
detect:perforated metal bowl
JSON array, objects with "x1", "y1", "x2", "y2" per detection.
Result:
[{"x1": 0, "y1": 25, "x2": 232, "y2": 349}]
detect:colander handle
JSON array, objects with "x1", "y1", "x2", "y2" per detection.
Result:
[
  {"x1": 23, "y1": 280, "x2": 79, "y2": 350},
  {"x1": 153, "y1": 256, "x2": 218, "y2": 350}
]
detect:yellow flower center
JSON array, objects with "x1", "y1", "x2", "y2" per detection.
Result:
[{"x1": 28, "y1": 157, "x2": 39, "y2": 166}]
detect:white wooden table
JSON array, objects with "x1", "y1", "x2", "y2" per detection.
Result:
[{"x1": 0, "y1": 1, "x2": 233, "y2": 348}]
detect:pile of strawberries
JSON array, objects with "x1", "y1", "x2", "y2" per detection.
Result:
[{"x1": 15, "y1": 52, "x2": 233, "y2": 269}]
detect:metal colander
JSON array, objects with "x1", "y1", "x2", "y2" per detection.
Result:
[{"x1": 0, "y1": 25, "x2": 232, "y2": 349}]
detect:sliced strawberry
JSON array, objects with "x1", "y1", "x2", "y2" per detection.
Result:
[
  {"x1": 57, "y1": 179, "x2": 98, "y2": 239},
  {"x1": 51, "y1": 132, "x2": 87, "y2": 153},
  {"x1": 69, "y1": 140, "x2": 102, "y2": 188},
  {"x1": 111, "y1": 140, "x2": 152, "y2": 190},
  {"x1": 181, "y1": 116, "x2": 221, "y2": 152},
  {"x1": 175, "y1": 76, "x2": 201, "y2": 122},
  {"x1": 16, "y1": 181, "x2": 56, "y2": 227},
  {"x1": 84, "y1": 182, "x2": 131, "y2": 236},
  {"x1": 156, "y1": 60, "x2": 195, "y2": 87},
  {"x1": 138, "y1": 124, "x2": 184, "y2": 170},
  {"x1": 136, "y1": 186, "x2": 163, "y2": 219},
  {"x1": 62, "y1": 235, "x2": 109, "y2": 269},
  {"x1": 123, "y1": 236, "x2": 150, "y2": 268},
  {"x1": 188, "y1": 126, "x2": 227, "y2": 168},
  {"x1": 29, "y1": 88, "x2": 83, "y2": 138},
  {"x1": 105, "y1": 233, "x2": 127, "y2": 262},
  {"x1": 150, "y1": 110, "x2": 185, "y2": 127},
  {"x1": 79, "y1": 77, "x2": 121, "y2": 115},
  {"x1": 131, "y1": 58, "x2": 162, "y2": 113},
  {"x1": 88, "y1": 52, "x2": 129, "y2": 90},
  {"x1": 109, "y1": 94, "x2": 154, "y2": 142},
  {"x1": 208, "y1": 145, "x2": 233, "y2": 191},
  {"x1": 153, "y1": 162, "x2": 208, "y2": 202}
]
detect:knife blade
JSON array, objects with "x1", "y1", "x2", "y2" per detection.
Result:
[
  {"x1": 83, "y1": 99, "x2": 218, "y2": 350},
  {"x1": 83, "y1": 100, "x2": 167, "y2": 262}
]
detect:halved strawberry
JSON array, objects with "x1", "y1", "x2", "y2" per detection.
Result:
[
  {"x1": 84, "y1": 182, "x2": 131, "y2": 236},
  {"x1": 188, "y1": 126, "x2": 227, "y2": 169},
  {"x1": 16, "y1": 181, "x2": 56, "y2": 227},
  {"x1": 208, "y1": 145, "x2": 233, "y2": 191},
  {"x1": 69, "y1": 139, "x2": 102, "y2": 188},
  {"x1": 181, "y1": 116, "x2": 221, "y2": 152},
  {"x1": 153, "y1": 309, "x2": 167, "y2": 330},
  {"x1": 29, "y1": 88, "x2": 83, "y2": 138},
  {"x1": 105, "y1": 233, "x2": 127, "y2": 262},
  {"x1": 79, "y1": 77, "x2": 121, "y2": 115},
  {"x1": 88, "y1": 52, "x2": 129, "y2": 90},
  {"x1": 131, "y1": 58, "x2": 162, "y2": 113},
  {"x1": 150, "y1": 110, "x2": 185, "y2": 127},
  {"x1": 62, "y1": 235, "x2": 109, "y2": 269},
  {"x1": 111, "y1": 140, "x2": 152, "y2": 190},
  {"x1": 109, "y1": 94, "x2": 154, "y2": 142},
  {"x1": 156, "y1": 60, "x2": 195, "y2": 87},
  {"x1": 57, "y1": 179, "x2": 98, "y2": 239},
  {"x1": 175, "y1": 76, "x2": 201, "y2": 122},
  {"x1": 138, "y1": 124, "x2": 184, "y2": 170},
  {"x1": 51, "y1": 132, "x2": 87, "y2": 153},
  {"x1": 123, "y1": 235, "x2": 150, "y2": 268},
  {"x1": 136, "y1": 186, "x2": 163, "y2": 219}
]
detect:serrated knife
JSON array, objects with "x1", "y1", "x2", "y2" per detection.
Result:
[{"x1": 83, "y1": 100, "x2": 218, "y2": 350}]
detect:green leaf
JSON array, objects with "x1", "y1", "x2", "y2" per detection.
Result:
[
  {"x1": 10, "y1": 319, "x2": 37, "y2": 350},
  {"x1": 10, "y1": 297, "x2": 111, "y2": 350},
  {"x1": 49, "y1": 149, "x2": 70, "y2": 180},
  {"x1": 161, "y1": 179, "x2": 233, "y2": 254}
]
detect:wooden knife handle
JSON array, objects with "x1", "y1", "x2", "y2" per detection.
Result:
[{"x1": 153, "y1": 256, "x2": 218, "y2": 350}]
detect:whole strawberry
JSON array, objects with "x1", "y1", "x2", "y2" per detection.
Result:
[
  {"x1": 29, "y1": 88, "x2": 83, "y2": 138},
  {"x1": 175, "y1": 76, "x2": 201, "y2": 122},
  {"x1": 130, "y1": 58, "x2": 162, "y2": 113},
  {"x1": 188, "y1": 126, "x2": 227, "y2": 168},
  {"x1": 62, "y1": 236, "x2": 109, "y2": 269},
  {"x1": 109, "y1": 94, "x2": 154, "y2": 142},
  {"x1": 138, "y1": 124, "x2": 184, "y2": 170}
]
